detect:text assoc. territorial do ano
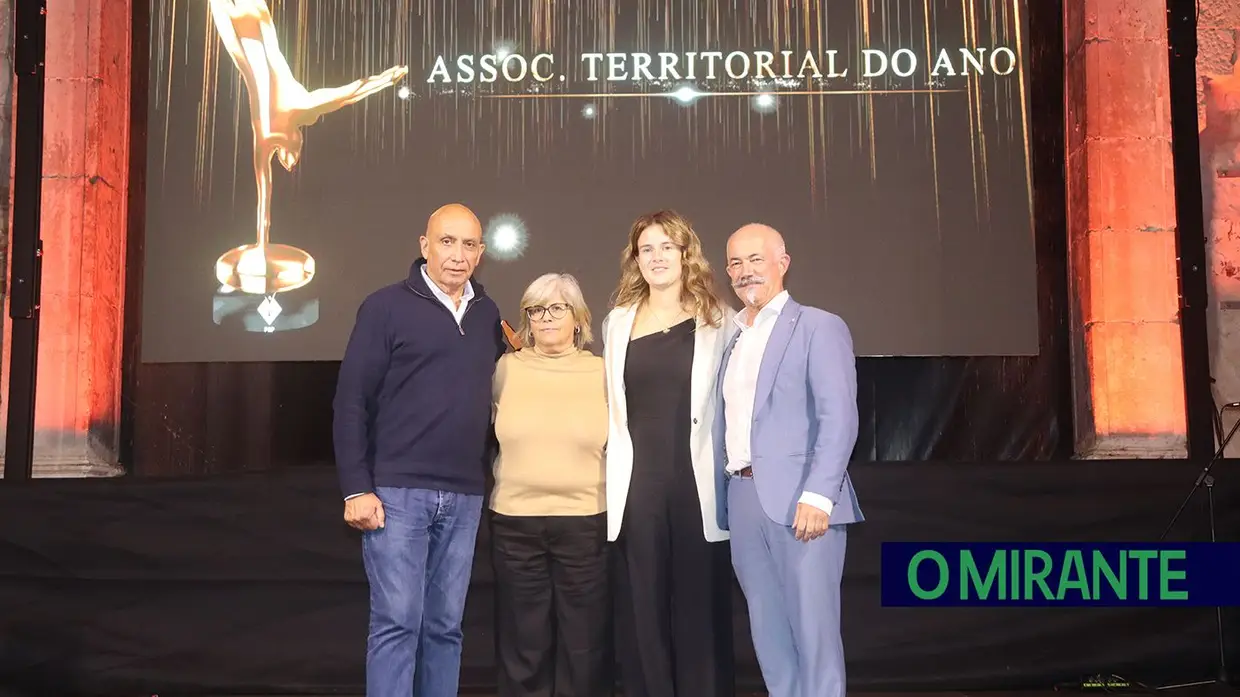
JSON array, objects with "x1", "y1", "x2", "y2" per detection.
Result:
[{"x1": 424, "y1": 47, "x2": 1021, "y2": 84}]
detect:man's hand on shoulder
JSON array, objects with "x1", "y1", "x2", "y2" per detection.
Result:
[
  {"x1": 344, "y1": 492, "x2": 385, "y2": 531},
  {"x1": 792, "y1": 502, "x2": 829, "y2": 542}
]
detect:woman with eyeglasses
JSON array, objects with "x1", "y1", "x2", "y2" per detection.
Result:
[
  {"x1": 601, "y1": 210, "x2": 737, "y2": 697},
  {"x1": 488, "y1": 272, "x2": 613, "y2": 697}
]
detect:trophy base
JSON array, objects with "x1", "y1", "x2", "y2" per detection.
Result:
[
  {"x1": 215, "y1": 243, "x2": 316, "y2": 295},
  {"x1": 212, "y1": 286, "x2": 320, "y2": 333}
]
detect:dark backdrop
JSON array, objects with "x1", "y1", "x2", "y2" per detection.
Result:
[
  {"x1": 121, "y1": 0, "x2": 1070, "y2": 477},
  {"x1": 1, "y1": 460, "x2": 1236, "y2": 696}
]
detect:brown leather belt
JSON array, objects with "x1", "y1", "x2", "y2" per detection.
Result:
[{"x1": 732, "y1": 466, "x2": 753, "y2": 478}]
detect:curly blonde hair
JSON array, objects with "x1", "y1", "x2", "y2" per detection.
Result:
[{"x1": 610, "y1": 209, "x2": 724, "y2": 327}]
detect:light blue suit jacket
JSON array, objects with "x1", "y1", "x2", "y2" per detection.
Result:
[{"x1": 713, "y1": 296, "x2": 864, "y2": 530}]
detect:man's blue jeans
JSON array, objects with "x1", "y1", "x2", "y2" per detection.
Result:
[{"x1": 362, "y1": 486, "x2": 483, "y2": 697}]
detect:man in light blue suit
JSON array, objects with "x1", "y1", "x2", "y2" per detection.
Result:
[{"x1": 713, "y1": 223, "x2": 863, "y2": 697}]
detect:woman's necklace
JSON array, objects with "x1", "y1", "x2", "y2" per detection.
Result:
[{"x1": 648, "y1": 302, "x2": 686, "y2": 333}]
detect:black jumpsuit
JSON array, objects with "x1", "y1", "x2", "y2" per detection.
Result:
[{"x1": 612, "y1": 318, "x2": 735, "y2": 697}]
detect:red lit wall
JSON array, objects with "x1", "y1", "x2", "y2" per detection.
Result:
[{"x1": 0, "y1": 0, "x2": 131, "y2": 476}]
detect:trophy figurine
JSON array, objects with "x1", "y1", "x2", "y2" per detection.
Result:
[{"x1": 207, "y1": 0, "x2": 407, "y2": 322}]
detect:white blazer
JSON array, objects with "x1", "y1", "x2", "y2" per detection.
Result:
[{"x1": 601, "y1": 303, "x2": 738, "y2": 543}]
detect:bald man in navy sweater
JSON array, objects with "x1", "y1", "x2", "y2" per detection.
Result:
[{"x1": 333, "y1": 203, "x2": 511, "y2": 697}]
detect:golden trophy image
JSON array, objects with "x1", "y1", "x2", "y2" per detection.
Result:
[{"x1": 207, "y1": 0, "x2": 407, "y2": 330}]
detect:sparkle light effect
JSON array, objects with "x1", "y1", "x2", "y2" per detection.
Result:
[
  {"x1": 752, "y1": 93, "x2": 778, "y2": 113},
  {"x1": 148, "y1": 0, "x2": 1031, "y2": 229},
  {"x1": 493, "y1": 41, "x2": 516, "y2": 60},
  {"x1": 485, "y1": 213, "x2": 529, "y2": 262},
  {"x1": 670, "y1": 85, "x2": 703, "y2": 105}
]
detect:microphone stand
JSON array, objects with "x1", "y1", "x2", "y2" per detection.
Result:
[
  {"x1": 1157, "y1": 402, "x2": 1240, "y2": 689},
  {"x1": 1057, "y1": 405, "x2": 1239, "y2": 694}
]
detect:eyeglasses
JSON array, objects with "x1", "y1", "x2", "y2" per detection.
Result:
[{"x1": 525, "y1": 303, "x2": 571, "y2": 321}]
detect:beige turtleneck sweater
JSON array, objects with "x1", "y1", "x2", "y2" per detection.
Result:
[{"x1": 489, "y1": 347, "x2": 608, "y2": 516}]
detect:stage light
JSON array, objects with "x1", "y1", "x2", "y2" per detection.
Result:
[
  {"x1": 485, "y1": 213, "x2": 528, "y2": 261},
  {"x1": 582, "y1": 104, "x2": 597, "y2": 119},
  {"x1": 494, "y1": 42, "x2": 515, "y2": 59},
  {"x1": 397, "y1": 85, "x2": 411, "y2": 100}
]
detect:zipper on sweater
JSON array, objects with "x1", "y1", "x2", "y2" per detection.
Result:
[
  {"x1": 458, "y1": 298, "x2": 478, "y2": 336},
  {"x1": 405, "y1": 279, "x2": 477, "y2": 336}
]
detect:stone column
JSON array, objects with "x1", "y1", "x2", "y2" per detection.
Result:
[
  {"x1": 1201, "y1": 64, "x2": 1240, "y2": 457},
  {"x1": 0, "y1": 0, "x2": 132, "y2": 477},
  {"x1": 1064, "y1": 0, "x2": 1189, "y2": 458},
  {"x1": 1197, "y1": 2, "x2": 1240, "y2": 456}
]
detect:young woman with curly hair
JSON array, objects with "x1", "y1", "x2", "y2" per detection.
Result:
[{"x1": 600, "y1": 209, "x2": 737, "y2": 697}]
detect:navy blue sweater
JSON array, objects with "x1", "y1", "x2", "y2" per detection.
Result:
[{"x1": 332, "y1": 260, "x2": 508, "y2": 499}]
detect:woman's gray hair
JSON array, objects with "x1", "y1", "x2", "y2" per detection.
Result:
[{"x1": 517, "y1": 272, "x2": 593, "y2": 349}]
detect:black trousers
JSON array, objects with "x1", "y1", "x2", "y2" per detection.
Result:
[
  {"x1": 491, "y1": 511, "x2": 613, "y2": 697},
  {"x1": 612, "y1": 498, "x2": 735, "y2": 697}
]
